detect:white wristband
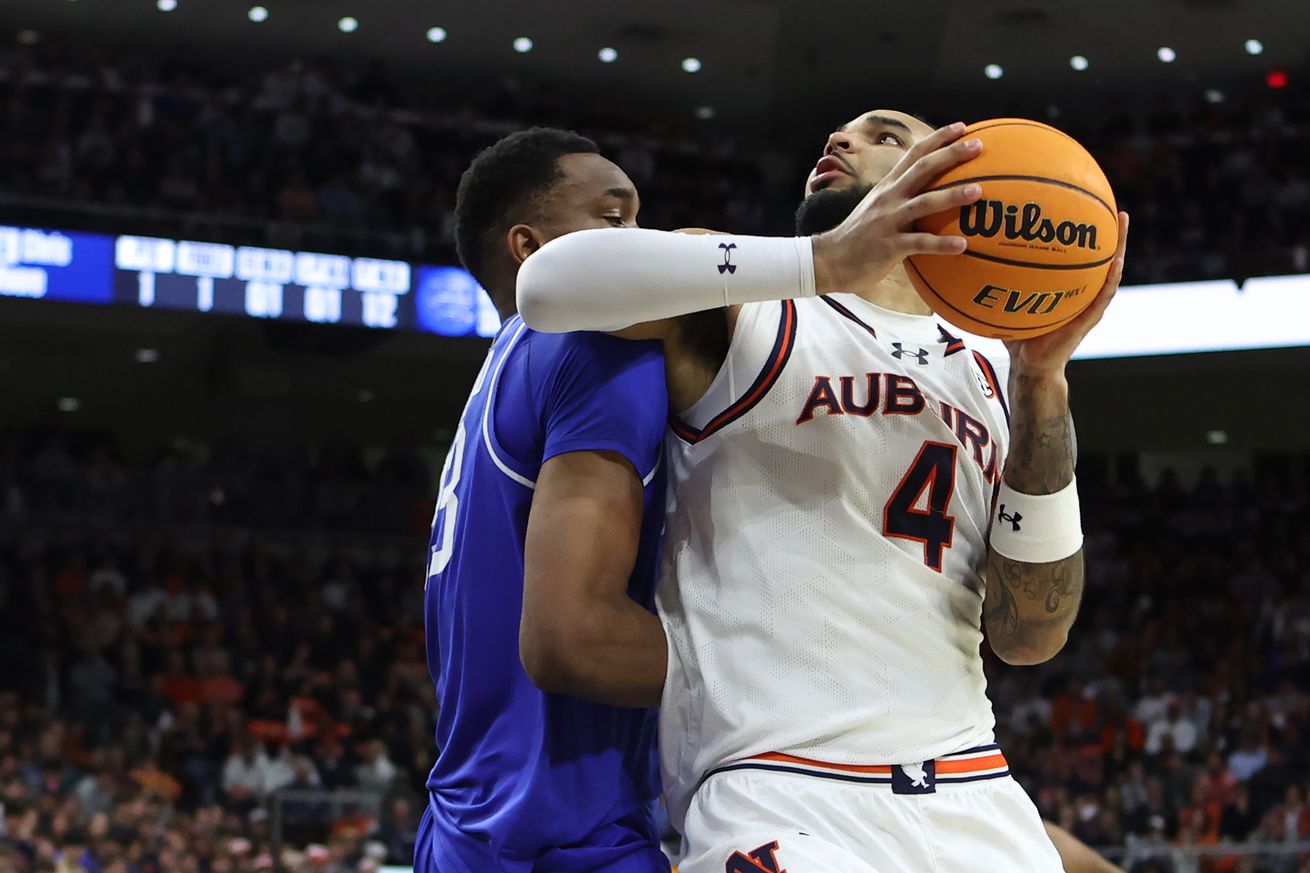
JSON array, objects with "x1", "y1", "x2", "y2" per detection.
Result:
[{"x1": 989, "y1": 478, "x2": 1083, "y2": 564}]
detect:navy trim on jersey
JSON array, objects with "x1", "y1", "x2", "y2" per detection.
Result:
[
  {"x1": 949, "y1": 743, "x2": 1002, "y2": 756},
  {"x1": 938, "y1": 325, "x2": 968, "y2": 356},
  {"x1": 670, "y1": 301, "x2": 798, "y2": 444},
  {"x1": 705, "y1": 762, "x2": 895, "y2": 786},
  {"x1": 821, "y1": 296, "x2": 878, "y2": 339},
  {"x1": 704, "y1": 762, "x2": 1010, "y2": 787},
  {"x1": 972, "y1": 350, "x2": 1010, "y2": 428}
]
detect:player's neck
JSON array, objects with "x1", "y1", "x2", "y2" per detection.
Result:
[{"x1": 850, "y1": 268, "x2": 933, "y2": 317}]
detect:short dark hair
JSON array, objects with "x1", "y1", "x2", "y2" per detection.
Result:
[{"x1": 453, "y1": 127, "x2": 600, "y2": 299}]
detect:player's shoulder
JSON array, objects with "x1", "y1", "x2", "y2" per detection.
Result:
[{"x1": 522, "y1": 324, "x2": 665, "y2": 375}]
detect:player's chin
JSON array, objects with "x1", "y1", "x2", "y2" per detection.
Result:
[{"x1": 809, "y1": 174, "x2": 856, "y2": 195}]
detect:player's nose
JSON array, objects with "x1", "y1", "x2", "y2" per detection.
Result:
[{"x1": 824, "y1": 130, "x2": 855, "y2": 156}]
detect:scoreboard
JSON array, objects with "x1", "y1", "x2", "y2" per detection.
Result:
[
  {"x1": 7, "y1": 223, "x2": 1310, "y2": 358},
  {"x1": 0, "y1": 224, "x2": 499, "y2": 338}
]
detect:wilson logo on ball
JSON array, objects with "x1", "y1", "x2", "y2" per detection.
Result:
[{"x1": 959, "y1": 200, "x2": 1100, "y2": 250}]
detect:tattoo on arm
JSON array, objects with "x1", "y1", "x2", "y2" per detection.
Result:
[
  {"x1": 1004, "y1": 373, "x2": 1076, "y2": 495},
  {"x1": 984, "y1": 372, "x2": 1083, "y2": 663},
  {"x1": 984, "y1": 551, "x2": 1084, "y2": 662}
]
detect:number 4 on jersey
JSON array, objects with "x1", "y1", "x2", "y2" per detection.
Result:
[{"x1": 883, "y1": 442, "x2": 957, "y2": 572}]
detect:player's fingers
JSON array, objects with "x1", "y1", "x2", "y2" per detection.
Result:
[
  {"x1": 897, "y1": 232, "x2": 968, "y2": 257},
  {"x1": 889, "y1": 137, "x2": 984, "y2": 199},
  {"x1": 883, "y1": 122, "x2": 968, "y2": 185},
  {"x1": 1112, "y1": 211, "x2": 1130, "y2": 262},
  {"x1": 1056, "y1": 213, "x2": 1130, "y2": 337},
  {"x1": 1066, "y1": 251, "x2": 1126, "y2": 336},
  {"x1": 1085, "y1": 213, "x2": 1130, "y2": 313},
  {"x1": 899, "y1": 184, "x2": 984, "y2": 226}
]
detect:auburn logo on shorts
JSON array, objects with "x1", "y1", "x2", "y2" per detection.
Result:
[{"x1": 726, "y1": 841, "x2": 786, "y2": 873}]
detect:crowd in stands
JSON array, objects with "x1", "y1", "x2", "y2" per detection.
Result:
[
  {"x1": 2, "y1": 39, "x2": 1310, "y2": 286},
  {"x1": 0, "y1": 424, "x2": 1308, "y2": 871},
  {"x1": 997, "y1": 462, "x2": 1310, "y2": 872},
  {"x1": 1, "y1": 427, "x2": 433, "y2": 873}
]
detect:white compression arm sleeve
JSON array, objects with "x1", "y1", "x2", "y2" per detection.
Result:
[{"x1": 516, "y1": 228, "x2": 817, "y2": 333}]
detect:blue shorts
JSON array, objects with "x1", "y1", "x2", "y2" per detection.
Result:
[{"x1": 415, "y1": 800, "x2": 671, "y2": 873}]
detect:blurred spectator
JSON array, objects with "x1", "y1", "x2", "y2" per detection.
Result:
[
  {"x1": 1145, "y1": 699, "x2": 1200, "y2": 756},
  {"x1": 222, "y1": 735, "x2": 276, "y2": 803},
  {"x1": 1229, "y1": 726, "x2": 1271, "y2": 783},
  {"x1": 353, "y1": 741, "x2": 397, "y2": 797}
]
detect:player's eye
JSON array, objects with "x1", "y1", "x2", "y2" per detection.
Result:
[
  {"x1": 877, "y1": 132, "x2": 904, "y2": 147},
  {"x1": 604, "y1": 214, "x2": 626, "y2": 227}
]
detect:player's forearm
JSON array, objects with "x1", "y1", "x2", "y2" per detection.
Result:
[
  {"x1": 1044, "y1": 822, "x2": 1125, "y2": 873},
  {"x1": 983, "y1": 371, "x2": 1083, "y2": 665},
  {"x1": 521, "y1": 593, "x2": 667, "y2": 708},
  {"x1": 516, "y1": 228, "x2": 815, "y2": 332}
]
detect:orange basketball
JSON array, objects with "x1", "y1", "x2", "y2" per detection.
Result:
[{"x1": 906, "y1": 118, "x2": 1118, "y2": 340}]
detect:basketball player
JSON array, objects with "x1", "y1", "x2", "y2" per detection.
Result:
[
  {"x1": 516, "y1": 113, "x2": 1131, "y2": 872},
  {"x1": 415, "y1": 128, "x2": 672, "y2": 872}
]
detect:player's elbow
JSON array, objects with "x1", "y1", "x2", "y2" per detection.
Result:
[
  {"x1": 516, "y1": 242, "x2": 574, "y2": 333},
  {"x1": 991, "y1": 629, "x2": 1069, "y2": 666},
  {"x1": 519, "y1": 617, "x2": 594, "y2": 695}
]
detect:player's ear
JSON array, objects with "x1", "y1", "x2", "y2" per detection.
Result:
[{"x1": 507, "y1": 224, "x2": 547, "y2": 267}]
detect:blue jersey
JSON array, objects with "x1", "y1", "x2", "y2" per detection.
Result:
[{"x1": 418, "y1": 315, "x2": 670, "y2": 872}]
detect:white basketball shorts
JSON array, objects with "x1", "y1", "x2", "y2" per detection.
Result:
[{"x1": 676, "y1": 746, "x2": 1065, "y2": 873}]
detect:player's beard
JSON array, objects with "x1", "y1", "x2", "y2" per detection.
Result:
[{"x1": 794, "y1": 183, "x2": 872, "y2": 236}]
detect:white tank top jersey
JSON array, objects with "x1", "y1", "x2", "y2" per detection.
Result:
[{"x1": 657, "y1": 292, "x2": 1013, "y2": 828}]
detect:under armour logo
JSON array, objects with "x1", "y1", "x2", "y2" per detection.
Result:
[
  {"x1": 891, "y1": 343, "x2": 929, "y2": 365},
  {"x1": 998, "y1": 505, "x2": 1022, "y2": 531},
  {"x1": 718, "y1": 242, "x2": 738, "y2": 275}
]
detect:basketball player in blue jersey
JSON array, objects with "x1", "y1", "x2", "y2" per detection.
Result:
[{"x1": 414, "y1": 128, "x2": 671, "y2": 873}]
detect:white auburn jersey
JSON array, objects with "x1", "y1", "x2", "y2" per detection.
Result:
[{"x1": 657, "y1": 293, "x2": 1012, "y2": 828}]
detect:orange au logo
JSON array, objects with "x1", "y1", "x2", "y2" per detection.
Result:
[{"x1": 959, "y1": 200, "x2": 1099, "y2": 250}]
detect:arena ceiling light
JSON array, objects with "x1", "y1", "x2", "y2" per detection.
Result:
[
  {"x1": 513, "y1": 36, "x2": 533, "y2": 53},
  {"x1": 426, "y1": 27, "x2": 447, "y2": 43},
  {"x1": 984, "y1": 63, "x2": 1003, "y2": 80},
  {"x1": 598, "y1": 47, "x2": 618, "y2": 63},
  {"x1": 1244, "y1": 38, "x2": 1264, "y2": 56},
  {"x1": 135, "y1": 348, "x2": 159, "y2": 364},
  {"x1": 1205, "y1": 89, "x2": 1225, "y2": 103},
  {"x1": 1157, "y1": 46, "x2": 1176, "y2": 63},
  {"x1": 248, "y1": 6, "x2": 268, "y2": 23},
  {"x1": 156, "y1": 0, "x2": 177, "y2": 11},
  {"x1": 57, "y1": 397, "x2": 80, "y2": 413},
  {"x1": 681, "y1": 57, "x2": 702, "y2": 73},
  {"x1": 695, "y1": 106, "x2": 715, "y2": 120},
  {"x1": 1069, "y1": 55, "x2": 1089, "y2": 72},
  {"x1": 338, "y1": 16, "x2": 358, "y2": 33}
]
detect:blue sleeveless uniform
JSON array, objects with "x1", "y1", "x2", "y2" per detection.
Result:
[{"x1": 415, "y1": 315, "x2": 670, "y2": 873}]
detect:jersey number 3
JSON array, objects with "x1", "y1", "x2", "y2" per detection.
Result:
[{"x1": 883, "y1": 441, "x2": 957, "y2": 572}]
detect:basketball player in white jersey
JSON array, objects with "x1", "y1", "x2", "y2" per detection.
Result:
[{"x1": 517, "y1": 114, "x2": 1130, "y2": 873}]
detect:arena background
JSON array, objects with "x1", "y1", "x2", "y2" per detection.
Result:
[{"x1": 0, "y1": 1, "x2": 1308, "y2": 871}]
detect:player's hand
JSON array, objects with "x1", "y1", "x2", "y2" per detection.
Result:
[
  {"x1": 811, "y1": 122, "x2": 984, "y2": 294},
  {"x1": 1005, "y1": 212, "x2": 1130, "y2": 377}
]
